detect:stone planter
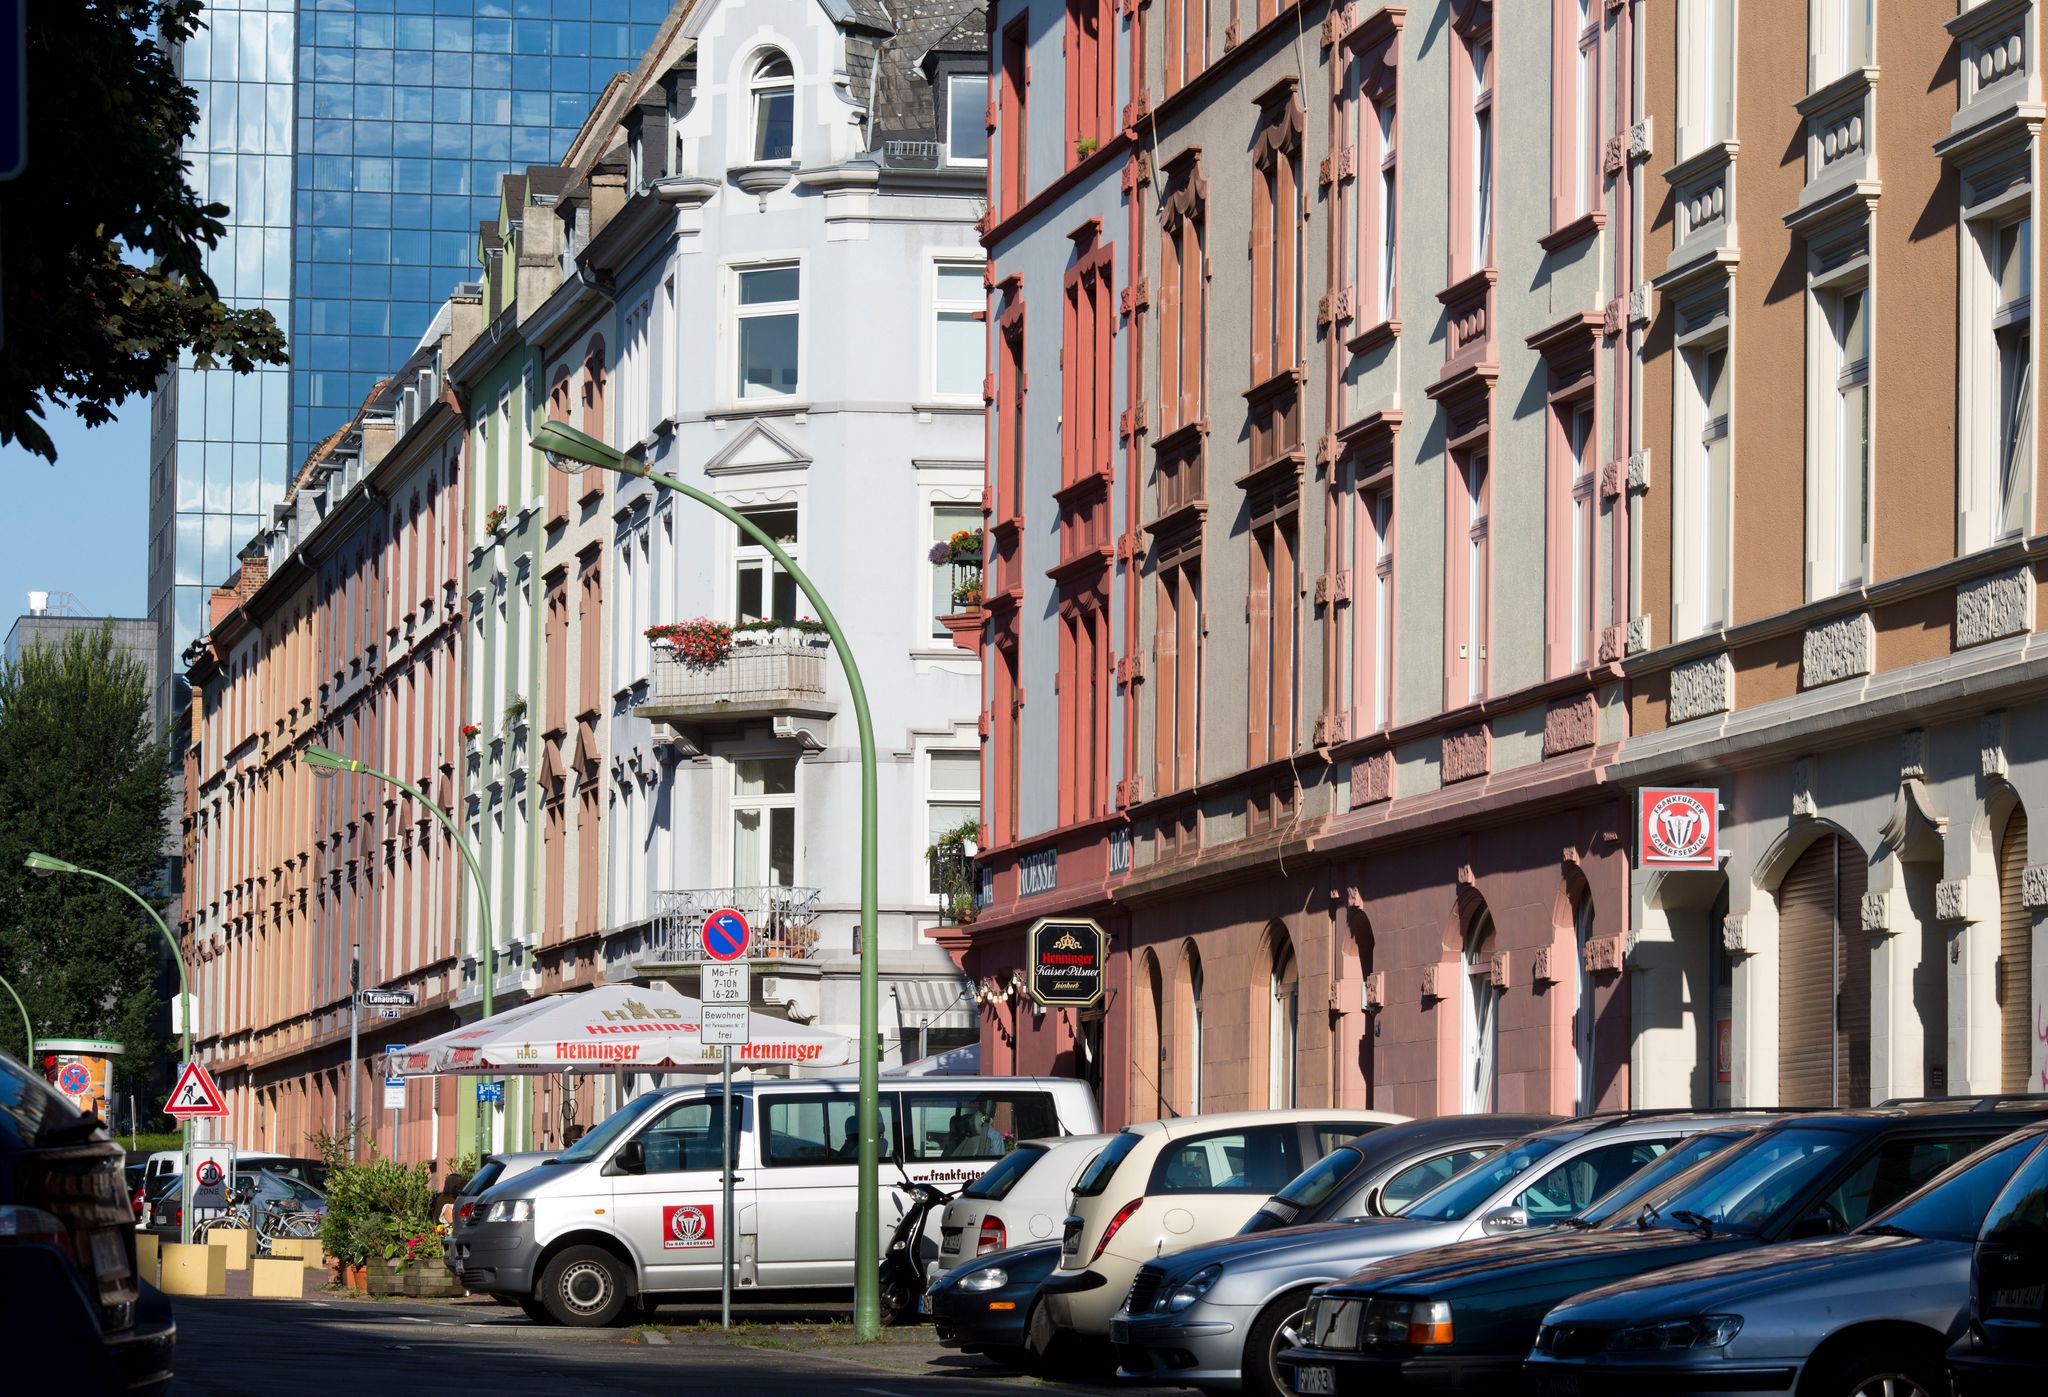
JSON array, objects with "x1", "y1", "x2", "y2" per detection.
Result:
[
  {"x1": 365, "y1": 1256, "x2": 407, "y2": 1297},
  {"x1": 403, "y1": 1257, "x2": 465, "y2": 1299}
]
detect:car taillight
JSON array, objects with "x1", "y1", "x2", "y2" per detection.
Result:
[
  {"x1": 977, "y1": 1216, "x2": 1006, "y2": 1256},
  {"x1": 1090, "y1": 1199, "x2": 1142, "y2": 1263},
  {"x1": 458, "y1": 1202, "x2": 476, "y2": 1221}
]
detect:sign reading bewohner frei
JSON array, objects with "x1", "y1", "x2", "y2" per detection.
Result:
[
  {"x1": 1028, "y1": 917, "x2": 1108, "y2": 1008},
  {"x1": 1639, "y1": 787, "x2": 1721, "y2": 868}
]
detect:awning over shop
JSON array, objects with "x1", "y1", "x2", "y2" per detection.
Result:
[{"x1": 888, "y1": 977, "x2": 974, "y2": 1030}]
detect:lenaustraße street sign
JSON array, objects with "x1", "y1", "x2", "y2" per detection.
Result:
[
  {"x1": 358, "y1": 988, "x2": 417, "y2": 1007},
  {"x1": 1028, "y1": 917, "x2": 1107, "y2": 1008}
]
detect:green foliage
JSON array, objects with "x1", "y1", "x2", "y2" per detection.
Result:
[
  {"x1": 123, "y1": 1132, "x2": 184, "y2": 1157},
  {"x1": 0, "y1": 624, "x2": 172, "y2": 1087},
  {"x1": 0, "y1": 0, "x2": 287, "y2": 461},
  {"x1": 317, "y1": 1153, "x2": 438, "y2": 1266},
  {"x1": 926, "y1": 818, "x2": 983, "y2": 926}
]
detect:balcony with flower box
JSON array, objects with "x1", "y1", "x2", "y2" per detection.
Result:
[{"x1": 636, "y1": 617, "x2": 836, "y2": 737}]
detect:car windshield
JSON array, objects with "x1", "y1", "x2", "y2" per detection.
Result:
[
  {"x1": 1860, "y1": 1133, "x2": 2045, "y2": 1244},
  {"x1": 1578, "y1": 1131, "x2": 1748, "y2": 1225},
  {"x1": 557, "y1": 1091, "x2": 670, "y2": 1165},
  {"x1": 461, "y1": 1160, "x2": 507, "y2": 1197},
  {"x1": 963, "y1": 1143, "x2": 1048, "y2": 1201},
  {"x1": 1073, "y1": 1130, "x2": 1142, "y2": 1198},
  {"x1": 1627, "y1": 1126, "x2": 1854, "y2": 1235},
  {"x1": 1402, "y1": 1136, "x2": 1570, "y2": 1222}
]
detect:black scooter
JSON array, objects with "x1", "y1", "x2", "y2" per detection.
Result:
[{"x1": 879, "y1": 1169, "x2": 956, "y2": 1326}]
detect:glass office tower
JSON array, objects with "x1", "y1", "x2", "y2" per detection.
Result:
[{"x1": 146, "y1": 0, "x2": 661, "y2": 721}]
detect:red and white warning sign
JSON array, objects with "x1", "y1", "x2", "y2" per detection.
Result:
[
  {"x1": 195, "y1": 1159, "x2": 224, "y2": 1188},
  {"x1": 164, "y1": 1061, "x2": 229, "y2": 1118}
]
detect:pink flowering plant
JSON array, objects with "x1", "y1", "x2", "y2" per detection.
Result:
[
  {"x1": 483, "y1": 504, "x2": 509, "y2": 532},
  {"x1": 647, "y1": 618, "x2": 733, "y2": 666}
]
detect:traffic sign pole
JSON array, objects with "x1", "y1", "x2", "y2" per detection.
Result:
[{"x1": 700, "y1": 919, "x2": 751, "y2": 1332}]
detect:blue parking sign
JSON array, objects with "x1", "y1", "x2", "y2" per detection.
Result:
[
  {"x1": 477, "y1": 1081, "x2": 504, "y2": 1105},
  {"x1": 0, "y1": 0, "x2": 22, "y2": 182}
]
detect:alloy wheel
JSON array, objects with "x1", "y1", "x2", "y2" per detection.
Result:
[
  {"x1": 1265, "y1": 1307, "x2": 1306, "y2": 1395},
  {"x1": 1848, "y1": 1376, "x2": 1934, "y2": 1397}
]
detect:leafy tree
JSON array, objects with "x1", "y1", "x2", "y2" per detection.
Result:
[
  {"x1": 0, "y1": 0, "x2": 287, "y2": 461},
  {"x1": 0, "y1": 624, "x2": 172, "y2": 1084}
]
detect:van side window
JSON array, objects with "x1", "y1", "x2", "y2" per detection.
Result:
[
  {"x1": 1149, "y1": 1125, "x2": 1303, "y2": 1195},
  {"x1": 764, "y1": 1095, "x2": 896, "y2": 1167},
  {"x1": 638, "y1": 1099, "x2": 719, "y2": 1174},
  {"x1": 901, "y1": 1092, "x2": 1059, "y2": 1161}
]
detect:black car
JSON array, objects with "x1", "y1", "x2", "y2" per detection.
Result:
[
  {"x1": 0, "y1": 1053, "x2": 174, "y2": 1395},
  {"x1": 928, "y1": 1239, "x2": 1063, "y2": 1362},
  {"x1": 1279, "y1": 1099, "x2": 2048, "y2": 1396},
  {"x1": 1239, "y1": 1115, "x2": 1560, "y2": 1237},
  {"x1": 1950, "y1": 1124, "x2": 2048, "y2": 1396}
]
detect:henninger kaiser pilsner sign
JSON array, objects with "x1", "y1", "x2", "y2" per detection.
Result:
[{"x1": 1028, "y1": 917, "x2": 1107, "y2": 1008}]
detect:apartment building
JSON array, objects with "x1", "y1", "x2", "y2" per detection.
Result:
[
  {"x1": 1619, "y1": 0, "x2": 2047, "y2": 1108},
  {"x1": 961, "y1": 0, "x2": 1645, "y2": 1121},
  {"x1": 182, "y1": 305, "x2": 478, "y2": 1164}
]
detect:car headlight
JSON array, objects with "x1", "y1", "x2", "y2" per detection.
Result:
[
  {"x1": 1302, "y1": 1295, "x2": 1365, "y2": 1351},
  {"x1": 1607, "y1": 1315, "x2": 1743, "y2": 1353},
  {"x1": 1163, "y1": 1264, "x2": 1224, "y2": 1313},
  {"x1": 484, "y1": 1198, "x2": 533, "y2": 1223},
  {"x1": 1361, "y1": 1297, "x2": 1455, "y2": 1348},
  {"x1": 958, "y1": 1266, "x2": 1009, "y2": 1292}
]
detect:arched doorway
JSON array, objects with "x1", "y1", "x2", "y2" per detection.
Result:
[
  {"x1": 1460, "y1": 905, "x2": 1499, "y2": 1111},
  {"x1": 1268, "y1": 930, "x2": 1300, "y2": 1109},
  {"x1": 1776, "y1": 832, "x2": 1870, "y2": 1107},
  {"x1": 1172, "y1": 943, "x2": 1205, "y2": 1115},
  {"x1": 1571, "y1": 889, "x2": 1595, "y2": 1112},
  {"x1": 1132, "y1": 950, "x2": 1164, "y2": 1121},
  {"x1": 1998, "y1": 804, "x2": 2031, "y2": 1092}
]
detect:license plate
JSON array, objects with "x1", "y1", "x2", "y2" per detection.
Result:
[
  {"x1": 941, "y1": 1238, "x2": 959, "y2": 1254},
  {"x1": 1532, "y1": 1374, "x2": 1581, "y2": 1397},
  {"x1": 1294, "y1": 1365, "x2": 1335, "y2": 1395}
]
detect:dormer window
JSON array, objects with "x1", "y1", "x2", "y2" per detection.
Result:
[
  {"x1": 751, "y1": 53, "x2": 795, "y2": 162},
  {"x1": 947, "y1": 73, "x2": 989, "y2": 165}
]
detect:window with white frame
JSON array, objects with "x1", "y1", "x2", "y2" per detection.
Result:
[
  {"x1": 1574, "y1": 0, "x2": 1599, "y2": 217},
  {"x1": 731, "y1": 757, "x2": 797, "y2": 887},
  {"x1": 1960, "y1": 191, "x2": 2034, "y2": 554},
  {"x1": 925, "y1": 750, "x2": 980, "y2": 894},
  {"x1": 657, "y1": 274, "x2": 676, "y2": 424},
  {"x1": 495, "y1": 389, "x2": 512, "y2": 512},
  {"x1": 947, "y1": 74, "x2": 989, "y2": 165},
  {"x1": 933, "y1": 263, "x2": 985, "y2": 400},
  {"x1": 1811, "y1": 0, "x2": 1872, "y2": 89},
  {"x1": 750, "y1": 53, "x2": 795, "y2": 162},
  {"x1": 1677, "y1": 0, "x2": 1734, "y2": 158},
  {"x1": 1377, "y1": 101, "x2": 1398, "y2": 318},
  {"x1": 1813, "y1": 283, "x2": 1871, "y2": 593},
  {"x1": 1994, "y1": 217, "x2": 2033, "y2": 542},
  {"x1": 1371, "y1": 489, "x2": 1393, "y2": 729},
  {"x1": 621, "y1": 299, "x2": 651, "y2": 442},
  {"x1": 734, "y1": 505, "x2": 799, "y2": 625},
  {"x1": 735, "y1": 264, "x2": 800, "y2": 400},
  {"x1": 1460, "y1": 909, "x2": 1499, "y2": 1113},
  {"x1": 1269, "y1": 940, "x2": 1299, "y2": 1109},
  {"x1": 1567, "y1": 400, "x2": 1597, "y2": 667},
  {"x1": 1470, "y1": 36, "x2": 1494, "y2": 268},
  {"x1": 1461, "y1": 450, "x2": 1490, "y2": 702},
  {"x1": 1678, "y1": 340, "x2": 1733, "y2": 633},
  {"x1": 1573, "y1": 894, "x2": 1596, "y2": 1112},
  {"x1": 931, "y1": 502, "x2": 980, "y2": 634}
]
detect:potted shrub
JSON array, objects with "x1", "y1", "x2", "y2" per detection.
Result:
[{"x1": 646, "y1": 618, "x2": 733, "y2": 666}]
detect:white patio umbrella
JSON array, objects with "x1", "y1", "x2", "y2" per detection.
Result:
[{"x1": 390, "y1": 980, "x2": 854, "y2": 1075}]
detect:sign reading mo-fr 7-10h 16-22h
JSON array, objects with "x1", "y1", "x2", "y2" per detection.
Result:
[{"x1": 1027, "y1": 917, "x2": 1107, "y2": 1009}]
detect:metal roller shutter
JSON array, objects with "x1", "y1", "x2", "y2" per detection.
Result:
[
  {"x1": 2000, "y1": 807, "x2": 2031, "y2": 1092},
  {"x1": 1777, "y1": 835, "x2": 1871, "y2": 1107}
]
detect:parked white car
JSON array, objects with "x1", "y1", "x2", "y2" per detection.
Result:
[
  {"x1": 1035, "y1": 1108, "x2": 1409, "y2": 1348},
  {"x1": 450, "y1": 1075, "x2": 1101, "y2": 1325},
  {"x1": 928, "y1": 1133, "x2": 1114, "y2": 1284}
]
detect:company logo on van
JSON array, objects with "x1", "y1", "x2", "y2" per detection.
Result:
[{"x1": 662, "y1": 1203, "x2": 716, "y2": 1249}]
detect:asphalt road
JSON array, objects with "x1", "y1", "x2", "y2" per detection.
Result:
[{"x1": 167, "y1": 1295, "x2": 1129, "y2": 1397}]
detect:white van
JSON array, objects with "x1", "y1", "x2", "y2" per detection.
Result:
[{"x1": 450, "y1": 1075, "x2": 1100, "y2": 1325}]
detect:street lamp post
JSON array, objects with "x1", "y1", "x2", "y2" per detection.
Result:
[
  {"x1": 530, "y1": 417, "x2": 887, "y2": 1341},
  {"x1": 0, "y1": 970, "x2": 32, "y2": 1062},
  {"x1": 23, "y1": 853, "x2": 194, "y2": 1246},
  {"x1": 301, "y1": 745, "x2": 497, "y2": 1154}
]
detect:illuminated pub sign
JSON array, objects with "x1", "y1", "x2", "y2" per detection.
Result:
[{"x1": 1028, "y1": 917, "x2": 1107, "y2": 1009}]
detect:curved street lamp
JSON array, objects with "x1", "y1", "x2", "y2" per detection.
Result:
[
  {"x1": 0, "y1": 970, "x2": 32, "y2": 1063},
  {"x1": 25, "y1": 852, "x2": 196, "y2": 1245},
  {"x1": 301, "y1": 744, "x2": 497, "y2": 1151},
  {"x1": 531, "y1": 417, "x2": 887, "y2": 1341}
]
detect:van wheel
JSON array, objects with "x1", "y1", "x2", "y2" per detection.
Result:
[
  {"x1": 1246, "y1": 1289, "x2": 1317, "y2": 1397},
  {"x1": 538, "y1": 1246, "x2": 629, "y2": 1327}
]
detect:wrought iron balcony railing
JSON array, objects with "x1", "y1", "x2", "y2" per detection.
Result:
[{"x1": 649, "y1": 886, "x2": 823, "y2": 961}]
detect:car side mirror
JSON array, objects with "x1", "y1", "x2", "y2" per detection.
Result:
[
  {"x1": 1481, "y1": 1206, "x2": 1530, "y2": 1236},
  {"x1": 1789, "y1": 1208, "x2": 1838, "y2": 1240},
  {"x1": 612, "y1": 1139, "x2": 645, "y2": 1176}
]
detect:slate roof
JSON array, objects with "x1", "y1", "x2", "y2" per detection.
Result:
[{"x1": 852, "y1": 0, "x2": 983, "y2": 147}]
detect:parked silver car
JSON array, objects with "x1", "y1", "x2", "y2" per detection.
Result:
[
  {"x1": 1113, "y1": 1113, "x2": 1778, "y2": 1397},
  {"x1": 1525, "y1": 1123, "x2": 2048, "y2": 1397}
]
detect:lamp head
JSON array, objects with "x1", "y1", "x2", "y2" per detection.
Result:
[
  {"x1": 531, "y1": 420, "x2": 617, "y2": 477},
  {"x1": 544, "y1": 450, "x2": 591, "y2": 476},
  {"x1": 302, "y1": 745, "x2": 354, "y2": 780},
  {"x1": 24, "y1": 852, "x2": 77, "y2": 877}
]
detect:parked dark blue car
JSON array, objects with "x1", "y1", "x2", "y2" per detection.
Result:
[{"x1": 929, "y1": 1240, "x2": 1063, "y2": 1364}]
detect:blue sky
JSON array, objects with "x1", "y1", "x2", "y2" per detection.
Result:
[{"x1": 1, "y1": 398, "x2": 150, "y2": 623}]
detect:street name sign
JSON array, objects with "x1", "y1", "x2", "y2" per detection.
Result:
[
  {"x1": 165, "y1": 1061, "x2": 229, "y2": 1119},
  {"x1": 383, "y1": 1077, "x2": 405, "y2": 1109},
  {"x1": 358, "y1": 988, "x2": 417, "y2": 1007}
]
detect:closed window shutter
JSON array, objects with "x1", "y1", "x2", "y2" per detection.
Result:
[
  {"x1": 2000, "y1": 806, "x2": 2032, "y2": 1092},
  {"x1": 1778, "y1": 835, "x2": 1870, "y2": 1107}
]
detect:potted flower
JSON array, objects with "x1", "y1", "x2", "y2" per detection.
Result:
[
  {"x1": 648, "y1": 618, "x2": 734, "y2": 666},
  {"x1": 484, "y1": 504, "x2": 509, "y2": 533},
  {"x1": 951, "y1": 577, "x2": 985, "y2": 609},
  {"x1": 460, "y1": 722, "x2": 481, "y2": 745}
]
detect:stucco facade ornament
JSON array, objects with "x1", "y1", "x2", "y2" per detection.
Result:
[
  {"x1": 1669, "y1": 651, "x2": 1733, "y2": 722},
  {"x1": 1790, "y1": 757, "x2": 1817, "y2": 817},
  {"x1": 1860, "y1": 888, "x2": 1900, "y2": 936},
  {"x1": 1626, "y1": 614, "x2": 1653, "y2": 655},
  {"x1": 1532, "y1": 946, "x2": 1556, "y2": 984},
  {"x1": 1583, "y1": 934, "x2": 1625, "y2": 974},
  {"x1": 1626, "y1": 449, "x2": 1652, "y2": 493},
  {"x1": 2023, "y1": 863, "x2": 2048, "y2": 909},
  {"x1": 1362, "y1": 970, "x2": 1387, "y2": 1010},
  {"x1": 1721, "y1": 912, "x2": 1752, "y2": 957},
  {"x1": 1900, "y1": 729, "x2": 1928, "y2": 780},
  {"x1": 1419, "y1": 963, "x2": 1444, "y2": 1001},
  {"x1": 1351, "y1": 748, "x2": 1394, "y2": 806},
  {"x1": 1936, "y1": 879, "x2": 1972, "y2": 923},
  {"x1": 1800, "y1": 611, "x2": 1875, "y2": 688},
  {"x1": 1982, "y1": 711, "x2": 2009, "y2": 778},
  {"x1": 1543, "y1": 692, "x2": 1599, "y2": 756},
  {"x1": 1955, "y1": 566, "x2": 2033, "y2": 648},
  {"x1": 1489, "y1": 951, "x2": 1511, "y2": 989},
  {"x1": 1443, "y1": 724, "x2": 1492, "y2": 783}
]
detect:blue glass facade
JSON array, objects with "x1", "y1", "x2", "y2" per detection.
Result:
[{"x1": 148, "y1": 0, "x2": 659, "y2": 718}]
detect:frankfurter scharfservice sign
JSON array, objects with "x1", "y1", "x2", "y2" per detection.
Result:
[{"x1": 1028, "y1": 917, "x2": 1108, "y2": 1009}]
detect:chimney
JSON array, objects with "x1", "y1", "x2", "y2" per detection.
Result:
[{"x1": 27, "y1": 591, "x2": 48, "y2": 615}]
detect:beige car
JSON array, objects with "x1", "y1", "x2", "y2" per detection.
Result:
[{"x1": 1033, "y1": 1108, "x2": 1409, "y2": 1349}]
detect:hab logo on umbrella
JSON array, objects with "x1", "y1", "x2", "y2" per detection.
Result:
[{"x1": 662, "y1": 1203, "x2": 715, "y2": 1249}]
